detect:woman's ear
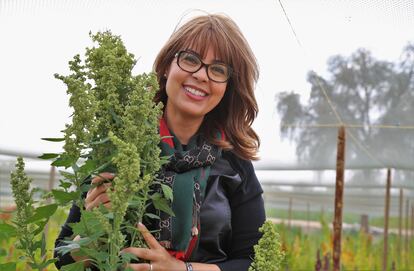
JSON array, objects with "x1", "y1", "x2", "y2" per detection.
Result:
[{"x1": 164, "y1": 68, "x2": 170, "y2": 79}]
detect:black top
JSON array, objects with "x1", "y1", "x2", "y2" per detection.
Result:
[{"x1": 54, "y1": 151, "x2": 265, "y2": 271}]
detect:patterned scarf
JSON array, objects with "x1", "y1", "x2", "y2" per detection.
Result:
[{"x1": 152, "y1": 117, "x2": 222, "y2": 260}]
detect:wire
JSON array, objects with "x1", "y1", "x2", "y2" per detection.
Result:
[
  {"x1": 276, "y1": 0, "x2": 395, "y2": 169},
  {"x1": 280, "y1": 123, "x2": 414, "y2": 129}
]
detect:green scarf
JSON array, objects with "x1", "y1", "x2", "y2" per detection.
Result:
[{"x1": 154, "y1": 117, "x2": 222, "y2": 260}]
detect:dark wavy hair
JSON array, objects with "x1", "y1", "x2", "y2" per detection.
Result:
[{"x1": 153, "y1": 13, "x2": 260, "y2": 160}]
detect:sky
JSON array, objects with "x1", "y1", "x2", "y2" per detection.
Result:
[{"x1": 1, "y1": 0, "x2": 413, "y2": 171}]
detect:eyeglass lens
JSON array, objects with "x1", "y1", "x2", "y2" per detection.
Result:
[{"x1": 178, "y1": 51, "x2": 230, "y2": 83}]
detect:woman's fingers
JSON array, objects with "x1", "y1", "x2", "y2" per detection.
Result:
[
  {"x1": 85, "y1": 183, "x2": 111, "y2": 204},
  {"x1": 125, "y1": 263, "x2": 153, "y2": 271},
  {"x1": 85, "y1": 192, "x2": 111, "y2": 210},
  {"x1": 122, "y1": 247, "x2": 155, "y2": 261},
  {"x1": 91, "y1": 172, "x2": 115, "y2": 184},
  {"x1": 138, "y1": 223, "x2": 162, "y2": 250},
  {"x1": 85, "y1": 172, "x2": 114, "y2": 210}
]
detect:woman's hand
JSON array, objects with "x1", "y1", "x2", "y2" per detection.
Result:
[
  {"x1": 122, "y1": 223, "x2": 186, "y2": 271},
  {"x1": 85, "y1": 172, "x2": 114, "y2": 211}
]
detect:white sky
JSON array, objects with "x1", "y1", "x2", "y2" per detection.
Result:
[{"x1": 1, "y1": 0, "x2": 413, "y2": 169}]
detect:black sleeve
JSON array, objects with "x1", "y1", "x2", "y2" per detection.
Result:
[
  {"x1": 54, "y1": 203, "x2": 81, "y2": 269},
  {"x1": 216, "y1": 153, "x2": 266, "y2": 271}
]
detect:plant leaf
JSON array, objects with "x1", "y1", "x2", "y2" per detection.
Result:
[
  {"x1": 41, "y1": 137, "x2": 65, "y2": 142},
  {"x1": 144, "y1": 213, "x2": 160, "y2": 219},
  {"x1": 52, "y1": 154, "x2": 77, "y2": 168},
  {"x1": 61, "y1": 261, "x2": 85, "y2": 271},
  {"x1": 0, "y1": 223, "x2": 16, "y2": 238},
  {"x1": 27, "y1": 204, "x2": 58, "y2": 223},
  {"x1": 52, "y1": 190, "x2": 79, "y2": 205},
  {"x1": 151, "y1": 193, "x2": 175, "y2": 216},
  {"x1": 38, "y1": 153, "x2": 60, "y2": 159},
  {"x1": 90, "y1": 136, "x2": 110, "y2": 145},
  {"x1": 161, "y1": 184, "x2": 173, "y2": 201}
]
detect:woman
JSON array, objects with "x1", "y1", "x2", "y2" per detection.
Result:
[{"x1": 55, "y1": 13, "x2": 265, "y2": 271}]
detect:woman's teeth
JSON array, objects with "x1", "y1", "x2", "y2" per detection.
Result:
[{"x1": 184, "y1": 87, "x2": 207, "y2": 97}]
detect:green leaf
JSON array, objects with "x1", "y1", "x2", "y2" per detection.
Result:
[
  {"x1": 27, "y1": 204, "x2": 58, "y2": 223},
  {"x1": 52, "y1": 189, "x2": 79, "y2": 205},
  {"x1": 41, "y1": 232, "x2": 46, "y2": 257},
  {"x1": 71, "y1": 211, "x2": 105, "y2": 238},
  {"x1": 59, "y1": 180, "x2": 73, "y2": 190},
  {"x1": 52, "y1": 154, "x2": 76, "y2": 168},
  {"x1": 90, "y1": 136, "x2": 110, "y2": 145},
  {"x1": 78, "y1": 159, "x2": 97, "y2": 175},
  {"x1": 0, "y1": 223, "x2": 16, "y2": 237},
  {"x1": 0, "y1": 262, "x2": 16, "y2": 271},
  {"x1": 144, "y1": 213, "x2": 160, "y2": 219},
  {"x1": 161, "y1": 184, "x2": 173, "y2": 201},
  {"x1": 54, "y1": 242, "x2": 80, "y2": 256},
  {"x1": 61, "y1": 261, "x2": 85, "y2": 271},
  {"x1": 151, "y1": 193, "x2": 175, "y2": 216},
  {"x1": 38, "y1": 153, "x2": 60, "y2": 159},
  {"x1": 41, "y1": 137, "x2": 65, "y2": 142},
  {"x1": 33, "y1": 219, "x2": 48, "y2": 235},
  {"x1": 81, "y1": 247, "x2": 109, "y2": 262}
]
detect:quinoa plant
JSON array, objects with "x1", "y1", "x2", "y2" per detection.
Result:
[
  {"x1": 8, "y1": 157, "x2": 57, "y2": 271},
  {"x1": 249, "y1": 220, "x2": 285, "y2": 271},
  {"x1": 45, "y1": 31, "x2": 167, "y2": 270}
]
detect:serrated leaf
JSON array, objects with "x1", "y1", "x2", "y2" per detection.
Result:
[
  {"x1": 52, "y1": 190, "x2": 79, "y2": 205},
  {"x1": 41, "y1": 137, "x2": 65, "y2": 142},
  {"x1": 161, "y1": 184, "x2": 173, "y2": 201},
  {"x1": 60, "y1": 171, "x2": 76, "y2": 181},
  {"x1": 27, "y1": 204, "x2": 58, "y2": 223},
  {"x1": 59, "y1": 180, "x2": 72, "y2": 190},
  {"x1": 52, "y1": 155, "x2": 76, "y2": 168},
  {"x1": 78, "y1": 159, "x2": 98, "y2": 175},
  {"x1": 38, "y1": 153, "x2": 60, "y2": 159},
  {"x1": 151, "y1": 193, "x2": 175, "y2": 216},
  {"x1": 71, "y1": 211, "x2": 105, "y2": 238}
]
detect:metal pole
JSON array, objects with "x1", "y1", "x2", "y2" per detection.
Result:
[
  {"x1": 382, "y1": 169, "x2": 391, "y2": 271},
  {"x1": 333, "y1": 126, "x2": 345, "y2": 271}
]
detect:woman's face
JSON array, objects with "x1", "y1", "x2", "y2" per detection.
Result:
[{"x1": 164, "y1": 46, "x2": 228, "y2": 122}]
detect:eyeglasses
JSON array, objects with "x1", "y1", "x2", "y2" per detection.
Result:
[{"x1": 175, "y1": 50, "x2": 232, "y2": 83}]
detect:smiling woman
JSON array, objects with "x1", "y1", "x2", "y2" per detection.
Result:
[{"x1": 54, "y1": 13, "x2": 265, "y2": 271}]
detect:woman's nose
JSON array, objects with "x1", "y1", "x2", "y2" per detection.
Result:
[{"x1": 192, "y1": 65, "x2": 209, "y2": 82}]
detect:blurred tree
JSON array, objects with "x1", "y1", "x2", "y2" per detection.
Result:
[{"x1": 276, "y1": 44, "x2": 414, "y2": 182}]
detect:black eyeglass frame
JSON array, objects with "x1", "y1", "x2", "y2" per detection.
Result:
[{"x1": 174, "y1": 50, "x2": 232, "y2": 83}]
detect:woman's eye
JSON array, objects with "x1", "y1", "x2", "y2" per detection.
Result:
[
  {"x1": 182, "y1": 54, "x2": 200, "y2": 65},
  {"x1": 211, "y1": 65, "x2": 226, "y2": 75}
]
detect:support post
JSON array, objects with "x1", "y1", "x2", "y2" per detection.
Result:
[
  {"x1": 288, "y1": 197, "x2": 292, "y2": 230},
  {"x1": 333, "y1": 126, "x2": 345, "y2": 271},
  {"x1": 398, "y1": 189, "x2": 403, "y2": 257},
  {"x1": 382, "y1": 169, "x2": 391, "y2": 271}
]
